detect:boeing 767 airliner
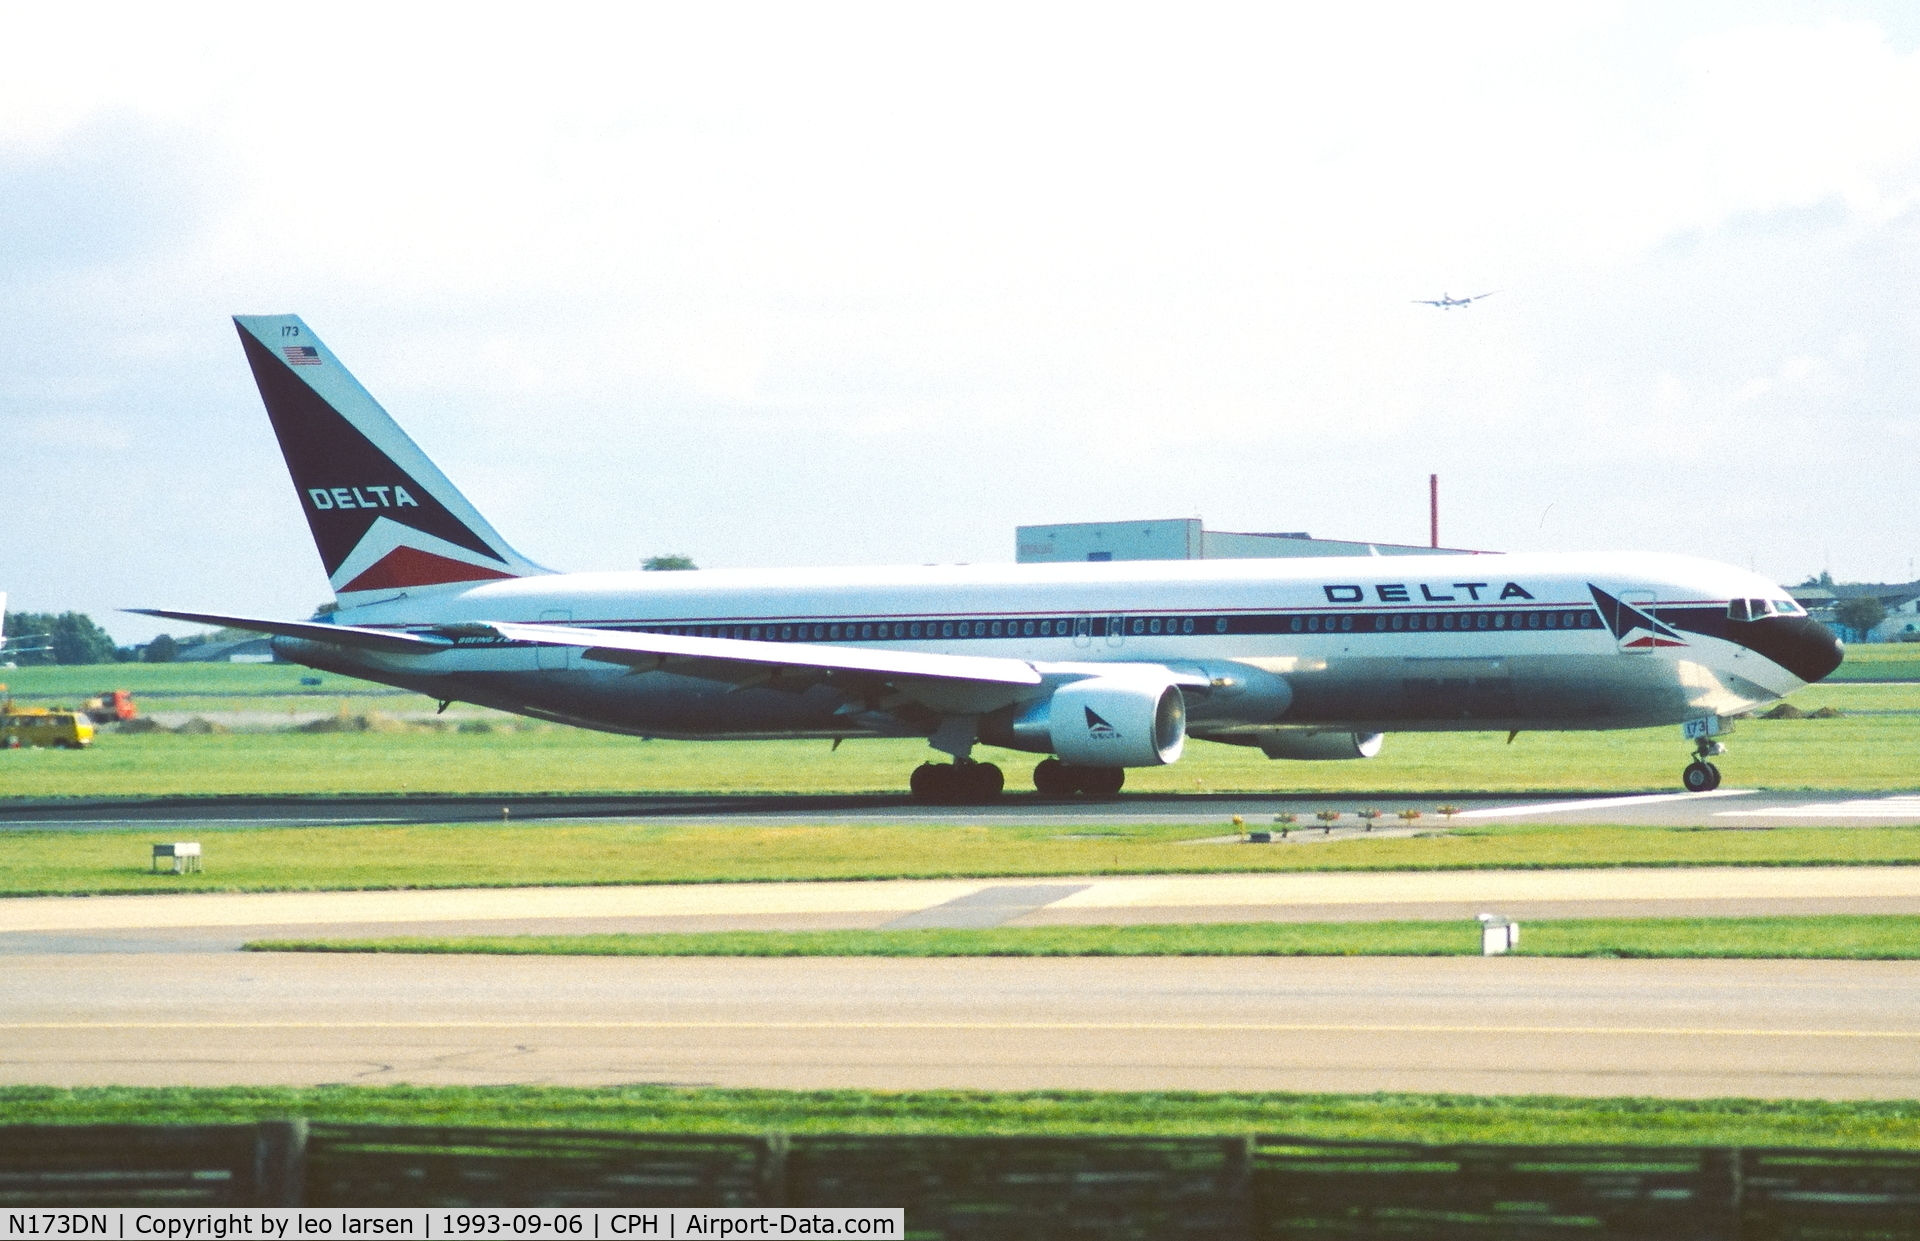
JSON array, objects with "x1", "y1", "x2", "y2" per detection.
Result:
[{"x1": 139, "y1": 316, "x2": 1843, "y2": 801}]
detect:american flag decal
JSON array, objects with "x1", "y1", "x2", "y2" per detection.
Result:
[{"x1": 283, "y1": 345, "x2": 321, "y2": 366}]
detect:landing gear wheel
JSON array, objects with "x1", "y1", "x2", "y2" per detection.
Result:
[
  {"x1": 911, "y1": 761, "x2": 1003, "y2": 803},
  {"x1": 910, "y1": 763, "x2": 942, "y2": 801},
  {"x1": 1032, "y1": 758, "x2": 1076, "y2": 797},
  {"x1": 1682, "y1": 760, "x2": 1722, "y2": 792},
  {"x1": 966, "y1": 762, "x2": 1004, "y2": 801},
  {"x1": 1075, "y1": 766, "x2": 1125, "y2": 798}
]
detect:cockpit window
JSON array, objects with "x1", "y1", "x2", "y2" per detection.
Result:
[
  {"x1": 1730, "y1": 598, "x2": 1796, "y2": 620},
  {"x1": 1731, "y1": 598, "x2": 1802, "y2": 620}
]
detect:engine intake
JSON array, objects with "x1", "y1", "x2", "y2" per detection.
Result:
[
  {"x1": 1052, "y1": 680, "x2": 1182, "y2": 768},
  {"x1": 1007, "y1": 676, "x2": 1187, "y2": 767}
]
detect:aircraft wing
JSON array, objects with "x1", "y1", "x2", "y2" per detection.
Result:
[
  {"x1": 128, "y1": 611, "x2": 1204, "y2": 718},
  {"x1": 478, "y1": 622, "x2": 1212, "y2": 720},
  {"x1": 479, "y1": 621, "x2": 1044, "y2": 686},
  {"x1": 128, "y1": 608, "x2": 455, "y2": 655}
]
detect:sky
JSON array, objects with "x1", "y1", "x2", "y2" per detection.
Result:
[{"x1": 4, "y1": 2, "x2": 1919, "y2": 644}]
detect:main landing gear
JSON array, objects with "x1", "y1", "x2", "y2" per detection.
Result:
[
  {"x1": 906, "y1": 718, "x2": 1124, "y2": 803},
  {"x1": 907, "y1": 758, "x2": 1127, "y2": 802},
  {"x1": 1683, "y1": 738, "x2": 1727, "y2": 792},
  {"x1": 910, "y1": 760, "x2": 1004, "y2": 804},
  {"x1": 1031, "y1": 757, "x2": 1125, "y2": 798}
]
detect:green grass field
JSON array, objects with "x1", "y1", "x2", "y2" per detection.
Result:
[
  {"x1": 1828, "y1": 641, "x2": 1920, "y2": 681},
  {"x1": 1, "y1": 1085, "x2": 1915, "y2": 1147},
  {"x1": 5, "y1": 653, "x2": 1916, "y2": 797},
  {"x1": 244, "y1": 915, "x2": 1920, "y2": 960},
  {"x1": 6, "y1": 820, "x2": 1920, "y2": 897},
  {"x1": 2, "y1": 663, "x2": 384, "y2": 697},
  {"x1": 0, "y1": 662, "x2": 453, "y2": 719},
  {"x1": 3, "y1": 697, "x2": 1917, "y2": 798}
]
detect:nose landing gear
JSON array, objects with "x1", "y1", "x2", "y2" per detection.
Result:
[
  {"x1": 909, "y1": 760, "x2": 1004, "y2": 804},
  {"x1": 1683, "y1": 738, "x2": 1726, "y2": 792},
  {"x1": 1682, "y1": 760, "x2": 1720, "y2": 792}
]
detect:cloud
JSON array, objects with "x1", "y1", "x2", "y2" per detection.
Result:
[
  {"x1": 6, "y1": 4, "x2": 1920, "y2": 638},
  {"x1": 16, "y1": 416, "x2": 129, "y2": 453},
  {"x1": 0, "y1": 118, "x2": 219, "y2": 281}
]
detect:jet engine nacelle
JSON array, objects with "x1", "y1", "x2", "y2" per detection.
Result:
[
  {"x1": 992, "y1": 676, "x2": 1188, "y2": 767},
  {"x1": 1051, "y1": 676, "x2": 1187, "y2": 766},
  {"x1": 1258, "y1": 731, "x2": 1384, "y2": 760}
]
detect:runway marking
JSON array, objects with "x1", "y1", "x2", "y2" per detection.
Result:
[
  {"x1": 1454, "y1": 790, "x2": 1756, "y2": 818},
  {"x1": 4, "y1": 1020, "x2": 1915, "y2": 1040},
  {"x1": 1716, "y1": 796, "x2": 1920, "y2": 819}
]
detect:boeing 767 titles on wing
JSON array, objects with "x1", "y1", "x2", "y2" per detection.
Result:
[{"x1": 138, "y1": 316, "x2": 1844, "y2": 800}]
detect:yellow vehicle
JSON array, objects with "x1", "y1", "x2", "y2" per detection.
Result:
[{"x1": 1, "y1": 705, "x2": 94, "y2": 749}]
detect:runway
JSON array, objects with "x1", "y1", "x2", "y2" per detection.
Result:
[
  {"x1": 4, "y1": 787, "x2": 1919, "y2": 831},
  {"x1": 4, "y1": 953, "x2": 1917, "y2": 1097}
]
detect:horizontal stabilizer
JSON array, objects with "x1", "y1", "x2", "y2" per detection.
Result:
[
  {"x1": 128, "y1": 609, "x2": 453, "y2": 655},
  {"x1": 483, "y1": 621, "x2": 1045, "y2": 686}
]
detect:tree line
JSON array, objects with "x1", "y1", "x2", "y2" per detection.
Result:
[
  {"x1": 3, "y1": 611, "x2": 194, "y2": 664},
  {"x1": 2, "y1": 558, "x2": 698, "y2": 665}
]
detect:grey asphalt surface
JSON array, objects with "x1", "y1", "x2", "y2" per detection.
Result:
[
  {"x1": 4, "y1": 788, "x2": 1918, "y2": 830},
  {"x1": 4, "y1": 953, "x2": 1916, "y2": 1097}
]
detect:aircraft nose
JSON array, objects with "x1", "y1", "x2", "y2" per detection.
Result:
[{"x1": 1746, "y1": 615, "x2": 1845, "y2": 683}]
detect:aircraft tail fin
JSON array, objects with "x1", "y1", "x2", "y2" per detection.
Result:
[{"x1": 232, "y1": 315, "x2": 548, "y2": 604}]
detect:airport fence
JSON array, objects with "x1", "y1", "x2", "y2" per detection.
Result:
[{"x1": 2, "y1": 1123, "x2": 1919, "y2": 1238}]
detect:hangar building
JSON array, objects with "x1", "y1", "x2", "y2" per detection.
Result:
[{"x1": 1015, "y1": 518, "x2": 1480, "y2": 564}]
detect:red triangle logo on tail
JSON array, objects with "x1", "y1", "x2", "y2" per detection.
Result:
[{"x1": 340, "y1": 546, "x2": 517, "y2": 593}]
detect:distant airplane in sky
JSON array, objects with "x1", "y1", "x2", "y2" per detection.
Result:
[{"x1": 1414, "y1": 291, "x2": 1496, "y2": 309}]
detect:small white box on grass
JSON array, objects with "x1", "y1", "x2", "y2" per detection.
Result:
[
  {"x1": 152, "y1": 842, "x2": 202, "y2": 874},
  {"x1": 1478, "y1": 912, "x2": 1518, "y2": 955}
]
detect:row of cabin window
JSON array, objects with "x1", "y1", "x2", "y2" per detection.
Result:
[
  {"x1": 1291, "y1": 611, "x2": 1603, "y2": 634},
  {"x1": 645, "y1": 618, "x2": 1085, "y2": 642},
  {"x1": 634, "y1": 611, "x2": 1600, "y2": 642}
]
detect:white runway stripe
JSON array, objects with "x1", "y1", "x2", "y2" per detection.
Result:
[
  {"x1": 1717, "y1": 796, "x2": 1920, "y2": 819},
  {"x1": 1453, "y1": 790, "x2": 1755, "y2": 818}
]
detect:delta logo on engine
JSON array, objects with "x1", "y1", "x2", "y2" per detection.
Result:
[{"x1": 1084, "y1": 707, "x2": 1120, "y2": 739}]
